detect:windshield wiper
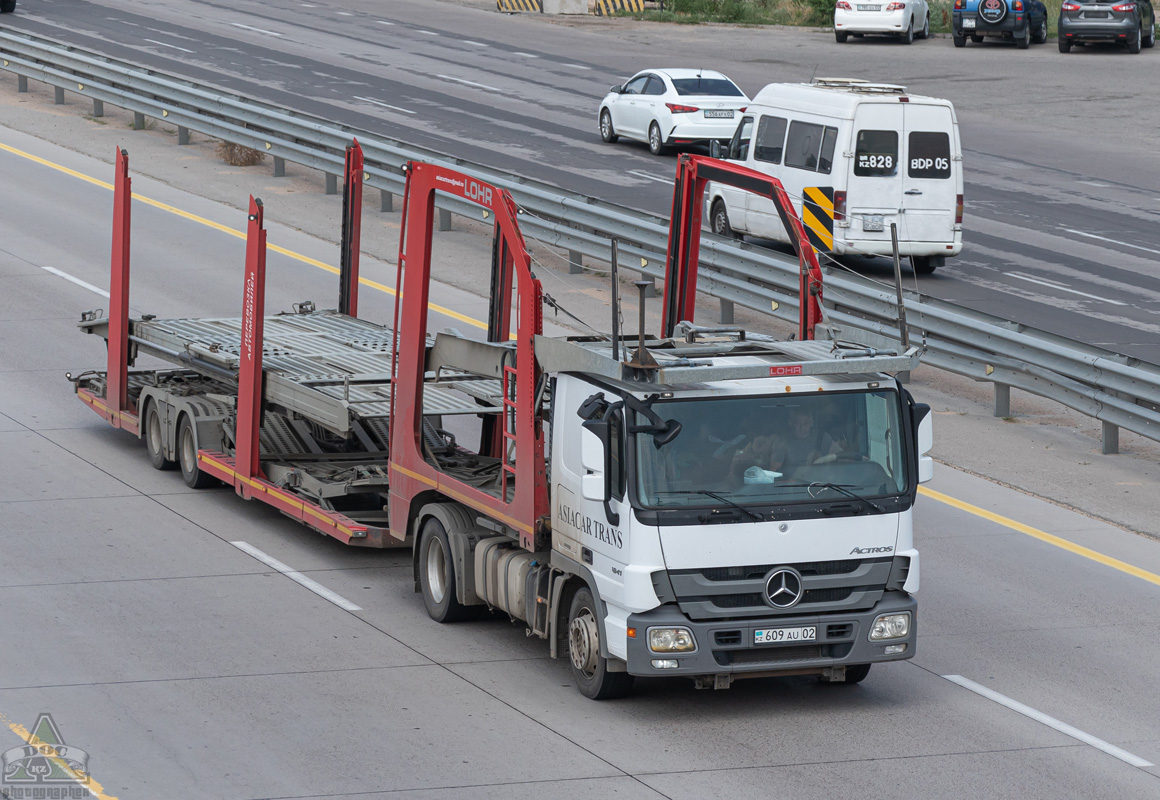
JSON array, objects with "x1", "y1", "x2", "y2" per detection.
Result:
[
  {"x1": 775, "y1": 482, "x2": 882, "y2": 513},
  {"x1": 654, "y1": 490, "x2": 763, "y2": 521}
]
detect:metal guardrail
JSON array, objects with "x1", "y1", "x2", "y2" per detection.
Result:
[{"x1": 2, "y1": 28, "x2": 1158, "y2": 450}]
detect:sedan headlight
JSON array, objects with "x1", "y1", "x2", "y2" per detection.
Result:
[
  {"x1": 869, "y1": 612, "x2": 911, "y2": 641},
  {"x1": 648, "y1": 627, "x2": 696, "y2": 653}
]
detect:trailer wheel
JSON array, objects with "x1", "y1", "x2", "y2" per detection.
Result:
[
  {"x1": 567, "y1": 586, "x2": 634, "y2": 700},
  {"x1": 178, "y1": 415, "x2": 216, "y2": 489},
  {"x1": 145, "y1": 403, "x2": 176, "y2": 471},
  {"x1": 418, "y1": 518, "x2": 472, "y2": 622}
]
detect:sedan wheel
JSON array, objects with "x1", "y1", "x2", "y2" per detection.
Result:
[
  {"x1": 835, "y1": 29, "x2": 849, "y2": 43},
  {"x1": 920, "y1": 13, "x2": 930, "y2": 39},
  {"x1": 1059, "y1": 37, "x2": 1072, "y2": 52},
  {"x1": 901, "y1": 19, "x2": 914, "y2": 44},
  {"x1": 648, "y1": 122, "x2": 666, "y2": 156},
  {"x1": 1144, "y1": 19, "x2": 1156, "y2": 47},
  {"x1": 1128, "y1": 24, "x2": 1142, "y2": 53},
  {"x1": 599, "y1": 109, "x2": 618, "y2": 143}
]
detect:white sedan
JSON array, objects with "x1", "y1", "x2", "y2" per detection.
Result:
[
  {"x1": 834, "y1": 0, "x2": 931, "y2": 43},
  {"x1": 598, "y1": 68, "x2": 750, "y2": 156}
]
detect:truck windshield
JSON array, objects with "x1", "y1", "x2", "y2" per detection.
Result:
[{"x1": 635, "y1": 391, "x2": 907, "y2": 509}]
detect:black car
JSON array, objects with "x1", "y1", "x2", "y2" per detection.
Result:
[
  {"x1": 1059, "y1": 0, "x2": 1157, "y2": 52},
  {"x1": 952, "y1": 0, "x2": 1050, "y2": 48}
]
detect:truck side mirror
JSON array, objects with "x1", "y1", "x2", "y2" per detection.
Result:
[
  {"x1": 580, "y1": 418, "x2": 621, "y2": 526},
  {"x1": 913, "y1": 403, "x2": 934, "y2": 484}
]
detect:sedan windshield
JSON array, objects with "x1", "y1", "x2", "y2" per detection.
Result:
[
  {"x1": 671, "y1": 77, "x2": 745, "y2": 97},
  {"x1": 636, "y1": 391, "x2": 908, "y2": 509}
]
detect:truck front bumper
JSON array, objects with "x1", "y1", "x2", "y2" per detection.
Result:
[{"x1": 625, "y1": 592, "x2": 916, "y2": 679}]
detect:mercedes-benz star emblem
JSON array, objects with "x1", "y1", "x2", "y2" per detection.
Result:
[{"x1": 764, "y1": 568, "x2": 804, "y2": 609}]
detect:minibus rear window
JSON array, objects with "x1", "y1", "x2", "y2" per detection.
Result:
[
  {"x1": 754, "y1": 116, "x2": 787, "y2": 165},
  {"x1": 908, "y1": 132, "x2": 952, "y2": 179},
  {"x1": 786, "y1": 121, "x2": 839, "y2": 174},
  {"x1": 854, "y1": 130, "x2": 899, "y2": 177}
]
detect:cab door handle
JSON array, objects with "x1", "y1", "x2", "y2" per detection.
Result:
[{"x1": 905, "y1": 189, "x2": 923, "y2": 195}]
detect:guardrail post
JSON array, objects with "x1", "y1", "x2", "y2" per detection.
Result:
[
  {"x1": 54, "y1": 86, "x2": 65, "y2": 105},
  {"x1": 994, "y1": 383, "x2": 1011, "y2": 417},
  {"x1": 325, "y1": 173, "x2": 338, "y2": 195},
  {"x1": 568, "y1": 249, "x2": 583, "y2": 274},
  {"x1": 719, "y1": 298, "x2": 734, "y2": 325},
  {"x1": 92, "y1": 99, "x2": 104, "y2": 117},
  {"x1": 133, "y1": 112, "x2": 145, "y2": 130},
  {"x1": 178, "y1": 125, "x2": 190, "y2": 145},
  {"x1": 17, "y1": 75, "x2": 28, "y2": 93},
  {"x1": 1102, "y1": 421, "x2": 1119, "y2": 455},
  {"x1": 380, "y1": 189, "x2": 393, "y2": 212},
  {"x1": 273, "y1": 156, "x2": 285, "y2": 177},
  {"x1": 438, "y1": 208, "x2": 452, "y2": 232}
]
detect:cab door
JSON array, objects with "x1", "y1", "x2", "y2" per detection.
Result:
[
  {"x1": 900, "y1": 103, "x2": 958, "y2": 247},
  {"x1": 615, "y1": 75, "x2": 649, "y2": 138},
  {"x1": 714, "y1": 115, "x2": 754, "y2": 233},
  {"x1": 846, "y1": 103, "x2": 905, "y2": 253},
  {"x1": 742, "y1": 114, "x2": 789, "y2": 240}
]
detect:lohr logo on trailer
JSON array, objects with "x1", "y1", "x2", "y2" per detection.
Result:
[
  {"x1": 435, "y1": 173, "x2": 493, "y2": 205},
  {"x1": 770, "y1": 365, "x2": 803, "y2": 376}
]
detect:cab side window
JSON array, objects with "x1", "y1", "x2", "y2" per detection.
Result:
[
  {"x1": 643, "y1": 76, "x2": 667, "y2": 96},
  {"x1": 785, "y1": 121, "x2": 839, "y2": 174},
  {"x1": 728, "y1": 116, "x2": 754, "y2": 161},
  {"x1": 754, "y1": 116, "x2": 787, "y2": 165}
]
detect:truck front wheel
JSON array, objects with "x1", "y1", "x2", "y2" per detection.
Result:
[
  {"x1": 419, "y1": 518, "x2": 472, "y2": 622},
  {"x1": 567, "y1": 586, "x2": 634, "y2": 700}
]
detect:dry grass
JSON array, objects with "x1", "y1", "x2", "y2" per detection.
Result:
[{"x1": 216, "y1": 141, "x2": 266, "y2": 167}]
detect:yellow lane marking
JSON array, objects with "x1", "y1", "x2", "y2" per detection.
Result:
[
  {"x1": 1, "y1": 141, "x2": 486, "y2": 330},
  {"x1": 919, "y1": 486, "x2": 1160, "y2": 588},
  {"x1": 0, "y1": 714, "x2": 119, "y2": 800}
]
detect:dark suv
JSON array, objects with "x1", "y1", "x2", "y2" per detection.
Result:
[
  {"x1": 952, "y1": 0, "x2": 1050, "y2": 47},
  {"x1": 1059, "y1": 0, "x2": 1156, "y2": 52}
]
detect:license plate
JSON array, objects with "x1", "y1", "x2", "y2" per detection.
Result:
[
  {"x1": 858, "y1": 4, "x2": 881, "y2": 9},
  {"x1": 754, "y1": 626, "x2": 817, "y2": 644},
  {"x1": 963, "y1": 16, "x2": 976, "y2": 27},
  {"x1": 703, "y1": 109, "x2": 734, "y2": 119},
  {"x1": 863, "y1": 215, "x2": 885, "y2": 232},
  {"x1": 1084, "y1": 10, "x2": 1109, "y2": 17}
]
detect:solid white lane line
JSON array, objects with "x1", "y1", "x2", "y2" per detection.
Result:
[
  {"x1": 513, "y1": 51, "x2": 538, "y2": 57},
  {"x1": 462, "y1": 40, "x2": 487, "y2": 46},
  {"x1": 353, "y1": 96, "x2": 416, "y2": 115},
  {"x1": 231, "y1": 541, "x2": 362, "y2": 611},
  {"x1": 144, "y1": 39, "x2": 195, "y2": 53},
  {"x1": 418, "y1": 30, "x2": 439, "y2": 36},
  {"x1": 376, "y1": 20, "x2": 394, "y2": 25},
  {"x1": 337, "y1": 11, "x2": 353, "y2": 15},
  {"x1": 1063, "y1": 228, "x2": 1160, "y2": 257},
  {"x1": 42, "y1": 266, "x2": 109, "y2": 298},
  {"x1": 230, "y1": 23, "x2": 283, "y2": 37},
  {"x1": 563, "y1": 63, "x2": 592, "y2": 70},
  {"x1": 943, "y1": 675, "x2": 1154, "y2": 768},
  {"x1": 436, "y1": 74, "x2": 501, "y2": 92},
  {"x1": 1006, "y1": 272, "x2": 1127, "y2": 306},
  {"x1": 628, "y1": 170, "x2": 671, "y2": 185}
]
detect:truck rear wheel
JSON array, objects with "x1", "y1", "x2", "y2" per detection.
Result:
[
  {"x1": 0, "y1": 1, "x2": 15, "y2": 13},
  {"x1": 567, "y1": 586, "x2": 634, "y2": 700},
  {"x1": 419, "y1": 518, "x2": 472, "y2": 622},
  {"x1": 145, "y1": 403, "x2": 176, "y2": 470},
  {"x1": 178, "y1": 415, "x2": 216, "y2": 488}
]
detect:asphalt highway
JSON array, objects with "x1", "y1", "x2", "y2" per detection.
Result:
[
  {"x1": 1, "y1": 119, "x2": 1160, "y2": 798},
  {"x1": 2, "y1": 0, "x2": 1159, "y2": 364}
]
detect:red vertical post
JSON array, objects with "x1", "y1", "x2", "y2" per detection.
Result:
[
  {"x1": 339, "y1": 140, "x2": 364, "y2": 318},
  {"x1": 107, "y1": 147, "x2": 132, "y2": 424},
  {"x1": 235, "y1": 197, "x2": 267, "y2": 491}
]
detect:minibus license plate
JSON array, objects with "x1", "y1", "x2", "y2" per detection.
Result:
[
  {"x1": 704, "y1": 109, "x2": 734, "y2": 119},
  {"x1": 963, "y1": 17, "x2": 976, "y2": 27},
  {"x1": 863, "y1": 215, "x2": 885, "y2": 232},
  {"x1": 755, "y1": 626, "x2": 816, "y2": 644}
]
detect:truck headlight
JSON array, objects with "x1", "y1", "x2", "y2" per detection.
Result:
[
  {"x1": 648, "y1": 627, "x2": 696, "y2": 653},
  {"x1": 869, "y1": 612, "x2": 911, "y2": 641}
]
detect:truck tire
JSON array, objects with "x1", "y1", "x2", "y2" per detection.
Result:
[
  {"x1": 178, "y1": 415, "x2": 217, "y2": 488},
  {"x1": 567, "y1": 586, "x2": 634, "y2": 700},
  {"x1": 0, "y1": 1, "x2": 15, "y2": 13},
  {"x1": 145, "y1": 402, "x2": 176, "y2": 470},
  {"x1": 911, "y1": 255, "x2": 942, "y2": 275},
  {"x1": 419, "y1": 518, "x2": 472, "y2": 622}
]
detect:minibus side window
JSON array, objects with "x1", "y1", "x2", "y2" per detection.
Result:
[
  {"x1": 908, "y1": 132, "x2": 952, "y2": 179},
  {"x1": 785, "y1": 121, "x2": 839, "y2": 173},
  {"x1": 854, "y1": 130, "x2": 899, "y2": 177},
  {"x1": 754, "y1": 116, "x2": 787, "y2": 164},
  {"x1": 728, "y1": 116, "x2": 754, "y2": 161}
]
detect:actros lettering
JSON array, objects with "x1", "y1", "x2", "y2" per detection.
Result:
[{"x1": 850, "y1": 546, "x2": 894, "y2": 555}]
